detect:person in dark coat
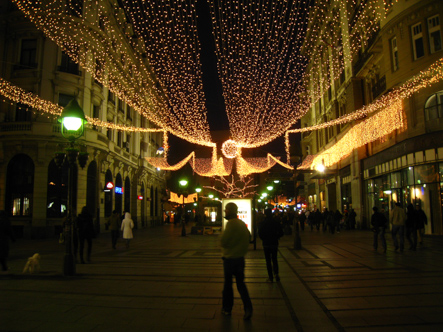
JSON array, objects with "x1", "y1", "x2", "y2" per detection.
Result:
[
  {"x1": 348, "y1": 209, "x2": 357, "y2": 230},
  {"x1": 77, "y1": 206, "x2": 95, "y2": 263},
  {"x1": 258, "y1": 208, "x2": 284, "y2": 282},
  {"x1": 334, "y1": 210, "x2": 343, "y2": 233},
  {"x1": 298, "y1": 211, "x2": 306, "y2": 231},
  {"x1": 106, "y1": 210, "x2": 121, "y2": 249},
  {"x1": 405, "y1": 203, "x2": 418, "y2": 251},
  {"x1": 371, "y1": 207, "x2": 387, "y2": 252},
  {"x1": 0, "y1": 211, "x2": 15, "y2": 272},
  {"x1": 415, "y1": 204, "x2": 427, "y2": 245}
]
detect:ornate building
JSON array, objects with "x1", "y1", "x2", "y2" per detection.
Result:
[
  {"x1": 0, "y1": 0, "x2": 166, "y2": 238},
  {"x1": 300, "y1": 0, "x2": 443, "y2": 234}
]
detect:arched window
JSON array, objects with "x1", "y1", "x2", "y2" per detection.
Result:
[
  {"x1": 140, "y1": 182, "x2": 145, "y2": 227},
  {"x1": 86, "y1": 161, "x2": 97, "y2": 217},
  {"x1": 6, "y1": 154, "x2": 34, "y2": 216},
  {"x1": 124, "y1": 176, "x2": 131, "y2": 213},
  {"x1": 115, "y1": 174, "x2": 123, "y2": 214},
  {"x1": 424, "y1": 91, "x2": 443, "y2": 121},
  {"x1": 47, "y1": 159, "x2": 68, "y2": 218}
]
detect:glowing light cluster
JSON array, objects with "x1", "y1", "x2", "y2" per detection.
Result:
[
  {"x1": 169, "y1": 192, "x2": 198, "y2": 205},
  {"x1": 221, "y1": 140, "x2": 239, "y2": 159},
  {"x1": 146, "y1": 147, "x2": 292, "y2": 177},
  {"x1": 286, "y1": 57, "x2": 443, "y2": 162},
  {"x1": 0, "y1": 77, "x2": 166, "y2": 134},
  {"x1": 203, "y1": 175, "x2": 258, "y2": 198},
  {"x1": 11, "y1": 0, "x2": 389, "y2": 150},
  {"x1": 12, "y1": 0, "x2": 213, "y2": 147},
  {"x1": 298, "y1": 100, "x2": 404, "y2": 171}
]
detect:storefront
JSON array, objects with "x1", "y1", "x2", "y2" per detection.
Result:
[{"x1": 362, "y1": 134, "x2": 443, "y2": 235}]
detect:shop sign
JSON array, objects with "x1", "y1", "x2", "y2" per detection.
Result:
[{"x1": 104, "y1": 182, "x2": 114, "y2": 192}]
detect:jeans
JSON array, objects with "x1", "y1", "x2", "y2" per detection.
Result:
[
  {"x1": 406, "y1": 226, "x2": 417, "y2": 250},
  {"x1": 222, "y1": 257, "x2": 252, "y2": 312},
  {"x1": 391, "y1": 225, "x2": 405, "y2": 251},
  {"x1": 373, "y1": 227, "x2": 386, "y2": 250},
  {"x1": 263, "y1": 245, "x2": 279, "y2": 280},
  {"x1": 79, "y1": 235, "x2": 92, "y2": 262},
  {"x1": 111, "y1": 230, "x2": 119, "y2": 249}
]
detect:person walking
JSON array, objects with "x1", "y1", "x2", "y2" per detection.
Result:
[
  {"x1": 106, "y1": 210, "x2": 121, "y2": 249},
  {"x1": 77, "y1": 206, "x2": 95, "y2": 263},
  {"x1": 371, "y1": 207, "x2": 387, "y2": 253},
  {"x1": 299, "y1": 211, "x2": 306, "y2": 231},
  {"x1": 258, "y1": 208, "x2": 284, "y2": 283},
  {"x1": 348, "y1": 208, "x2": 357, "y2": 230},
  {"x1": 405, "y1": 203, "x2": 418, "y2": 251},
  {"x1": 415, "y1": 204, "x2": 427, "y2": 245},
  {"x1": 121, "y1": 212, "x2": 134, "y2": 248},
  {"x1": 220, "y1": 202, "x2": 253, "y2": 320},
  {"x1": 390, "y1": 202, "x2": 406, "y2": 252},
  {"x1": 333, "y1": 209, "x2": 343, "y2": 234},
  {"x1": 0, "y1": 211, "x2": 15, "y2": 272}
]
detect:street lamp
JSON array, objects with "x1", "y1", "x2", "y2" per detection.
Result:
[
  {"x1": 55, "y1": 99, "x2": 88, "y2": 276},
  {"x1": 194, "y1": 183, "x2": 202, "y2": 224},
  {"x1": 179, "y1": 178, "x2": 188, "y2": 236}
]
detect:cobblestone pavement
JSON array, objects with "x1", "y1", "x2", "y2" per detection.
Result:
[{"x1": 1, "y1": 223, "x2": 443, "y2": 331}]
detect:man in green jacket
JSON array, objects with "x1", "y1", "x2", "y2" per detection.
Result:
[
  {"x1": 390, "y1": 202, "x2": 406, "y2": 252},
  {"x1": 220, "y1": 202, "x2": 253, "y2": 320}
]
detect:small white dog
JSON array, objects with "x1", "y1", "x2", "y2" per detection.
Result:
[{"x1": 23, "y1": 253, "x2": 41, "y2": 274}]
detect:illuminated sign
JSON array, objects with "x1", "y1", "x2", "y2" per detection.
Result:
[
  {"x1": 137, "y1": 195, "x2": 143, "y2": 200},
  {"x1": 104, "y1": 182, "x2": 114, "y2": 192},
  {"x1": 115, "y1": 187, "x2": 123, "y2": 194},
  {"x1": 222, "y1": 198, "x2": 253, "y2": 236}
]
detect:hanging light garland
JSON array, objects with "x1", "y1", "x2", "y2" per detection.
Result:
[
  {"x1": 298, "y1": 100, "x2": 404, "y2": 171},
  {"x1": 7, "y1": 0, "x2": 436, "y2": 176},
  {"x1": 11, "y1": 0, "x2": 388, "y2": 150},
  {"x1": 286, "y1": 57, "x2": 443, "y2": 163}
]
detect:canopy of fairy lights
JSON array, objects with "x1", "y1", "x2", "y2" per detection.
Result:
[{"x1": 2, "y1": 1, "x2": 443, "y2": 176}]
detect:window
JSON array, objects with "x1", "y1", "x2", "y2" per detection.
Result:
[
  {"x1": 108, "y1": 90, "x2": 115, "y2": 104},
  {"x1": 19, "y1": 39, "x2": 37, "y2": 68},
  {"x1": 428, "y1": 15, "x2": 442, "y2": 54},
  {"x1": 391, "y1": 37, "x2": 399, "y2": 71},
  {"x1": 15, "y1": 103, "x2": 32, "y2": 122},
  {"x1": 58, "y1": 94, "x2": 74, "y2": 107},
  {"x1": 59, "y1": 51, "x2": 79, "y2": 75},
  {"x1": 424, "y1": 91, "x2": 443, "y2": 121},
  {"x1": 6, "y1": 154, "x2": 34, "y2": 217},
  {"x1": 92, "y1": 105, "x2": 100, "y2": 130},
  {"x1": 46, "y1": 160, "x2": 68, "y2": 218},
  {"x1": 118, "y1": 131, "x2": 123, "y2": 147},
  {"x1": 411, "y1": 23, "x2": 424, "y2": 60}
]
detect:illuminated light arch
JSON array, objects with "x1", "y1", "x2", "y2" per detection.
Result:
[
  {"x1": 11, "y1": 0, "x2": 387, "y2": 150},
  {"x1": 4, "y1": 1, "x2": 443, "y2": 176}
]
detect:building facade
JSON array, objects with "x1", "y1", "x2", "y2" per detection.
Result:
[
  {"x1": 0, "y1": 0, "x2": 166, "y2": 238},
  {"x1": 300, "y1": 0, "x2": 443, "y2": 234}
]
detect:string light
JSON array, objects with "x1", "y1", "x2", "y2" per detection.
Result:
[
  {"x1": 298, "y1": 100, "x2": 404, "y2": 171},
  {"x1": 0, "y1": 78, "x2": 166, "y2": 134},
  {"x1": 7, "y1": 0, "x2": 438, "y2": 177},
  {"x1": 286, "y1": 57, "x2": 443, "y2": 163},
  {"x1": 11, "y1": 0, "x2": 389, "y2": 150},
  {"x1": 203, "y1": 175, "x2": 258, "y2": 198}
]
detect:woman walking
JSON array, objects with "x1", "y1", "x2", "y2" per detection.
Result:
[{"x1": 121, "y1": 212, "x2": 134, "y2": 248}]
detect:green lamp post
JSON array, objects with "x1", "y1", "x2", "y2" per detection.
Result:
[
  {"x1": 55, "y1": 99, "x2": 88, "y2": 276},
  {"x1": 179, "y1": 178, "x2": 188, "y2": 237}
]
